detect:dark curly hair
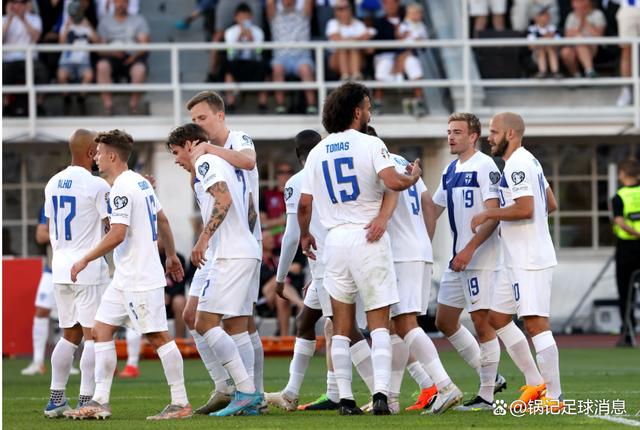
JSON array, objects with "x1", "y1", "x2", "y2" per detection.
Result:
[
  {"x1": 166, "y1": 123, "x2": 209, "y2": 150},
  {"x1": 94, "y1": 129, "x2": 133, "y2": 162},
  {"x1": 322, "y1": 82, "x2": 371, "y2": 134}
]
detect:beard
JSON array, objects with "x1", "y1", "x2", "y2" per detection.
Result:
[{"x1": 491, "y1": 135, "x2": 509, "y2": 157}]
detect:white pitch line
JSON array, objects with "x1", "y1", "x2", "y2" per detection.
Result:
[{"x1": 589, "y1": 415, "x2": 640, "y2": 427}]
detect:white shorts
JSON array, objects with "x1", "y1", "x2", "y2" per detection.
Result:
[
  {"x1": 469, "y1": 0, "x2": 507, "y2": 16},
  {"x1": 197, "y1": 258, "x2": 260, "y2": 317},
  {"x1": 323, "y1": 227, "x2": 398, "y2": 312},
  {"x1": 308, "y1": 253, "x2": 325, "y2": 280},
  {"x1": 617, "y1": 7, "x2": 640, "y2": 38},
  {"x1": 303, "y1": 278, "x2": 333, "y2": 317},
  {"x1": 54, "y1": 283, "x2": 107, "y2": 328},
  {"x1": 391, "y1": 262, "x2": 433, "y2": 318},
  {"x1": 95, "y1": 285, "x2": 168, "y2": 334},
  {"x1": 189, "y1": 257, "x2": 213, "y2": 297},
  {"x1": 34, "y1": 271, "x2": 56, "y2": 309},
  {"x1": 250, "y1": 259, "x2": 260, "y2": 305},
  {"x1": 437, "y1": 269, "x2": 496, "y2": 313},
  {"x1": 491, "y1": 267, "x2": 553, "y2": 318},
  {"x1": 374, "y1": 52, "x2": 423, "y2": 82}
]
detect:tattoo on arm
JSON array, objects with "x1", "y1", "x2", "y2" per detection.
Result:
[
  {"x1": 248, "y1": 192, "x2": 257, "y2": 233},
  {"x1": 204, "y1": 182, "x2": 231, "y2": 237}
]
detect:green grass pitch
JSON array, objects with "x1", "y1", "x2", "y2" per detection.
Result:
[{"x1": 3, "y1": 348, "x2": 640, "y2": 429}]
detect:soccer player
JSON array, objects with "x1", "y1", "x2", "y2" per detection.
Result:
[
  {"x1": 431, "y1": 113, "x2": 506, "y2": 410},
  {"x1": 41, "y1": 129, "x2": 111, "y2": 417},
  {"x1": 298, "y1": 82, "x2": 422, "y2": 415},
  {"x1": 471, "y1": 112, "x2": 562, "y2": 410},
  {"x1": 68, "y1": 129, "x2": 191, "y2": 420},
  {"x1": 168, "y1": 123, "x2": 263, "y2": 416}
]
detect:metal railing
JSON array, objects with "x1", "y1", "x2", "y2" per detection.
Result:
[{"x1": 3, "y1": 36, "x2": 639, "y2": 137}]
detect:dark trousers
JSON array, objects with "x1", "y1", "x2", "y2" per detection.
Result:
[{"x1": 615, "y1": 253, "x2": 640, "y2": 336}]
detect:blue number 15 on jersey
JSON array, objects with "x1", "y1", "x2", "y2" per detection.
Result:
[{"x1": 322, "y1": 157, "x2": 360, "y2": 204}]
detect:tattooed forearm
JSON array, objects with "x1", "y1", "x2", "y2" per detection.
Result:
[
  {"x1": 248, "y1": 192, "x2": 257, "y2": 233},
  {"x1": 204, "y1": 182, "x2": 231, "y2": 237}
]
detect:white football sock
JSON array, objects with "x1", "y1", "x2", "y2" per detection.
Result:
[
  {"x1": 496, "y1": 322, "x2": 543, "y2": 386},
  {"x1": 93, "y1": 341, "x2": 117, "y2": 405},
  {"x1": 389, "y1": 334, "x2": 408, "y2": 399},
  {"x1": 125, "y1": 328, "x2": 141, "y2": 367},
  {"x1": 350, "y1": 339, "x2": 374, "y2": 394},
  {"x1": 448, "y1": 325, "x2": 481, "y2": 374},
  {"x1": 406, "y1": 360, "x2": 433, "y2": 389},
  {"x1": 326, "y1": 370, "x2": 340, "y2": 403},
  {"x1": 284, "y1": 337, "x2": 316, "y2": 398},
  {"x1": 33, "y1": 317, "x2": 49, "y2": 366},
  {"x1": 79, "y1": 340, "x2": 95, "y2": 398},
  {"x1": 204, "y1": 326, "x2": 255, "y2": 394},
  {"x1": 231, "y1": 332, "x2": 255, "y2": 382},
  {"x1": 405, "y1": 327, "x2": 451, "y2": 389},
  {"x1": 157, "y1": 341, "x2": 189, "y2": 407},
  {"x1": 190, "y1": 329, "x2": 233, "y2": 394},
  {"x1": 332, "y1": 335, "x2": 353, "y2": 400},
  {"x1": 50, "y1": 337, "x2": 78, "y2": 391},
  {"x1": 532, "y1": 331, "x2": 562, "y2": 399},
  {"x1": 250, "y1": 331, "x2": 264, "y2": 393},
  {"x1": 478, "y1": 338, "x2": 500, "y2": 402}
]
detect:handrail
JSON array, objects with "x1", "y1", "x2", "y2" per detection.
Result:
[{"x1": 3, "y1": 36, "x2": 639, "y2": 138}]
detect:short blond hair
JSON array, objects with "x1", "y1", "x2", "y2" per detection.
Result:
[{"x1": 448, "y1": 112, "x2": 481, "y2": 139}]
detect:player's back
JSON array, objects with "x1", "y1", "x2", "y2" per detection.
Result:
[
  {"x1": 109, "y1": 170, "x2": 165, "y2": 291},
  {"x1": 303, "y1": 129, "x2": 391, "y2": 230},
  {"x1": 285, "y1": 170, "x2": 327, "y2": 255},
  {"x1": 499, "y1": 147, "x2": 557, "y2": 269},
  {"x1": 44, "y1": 166, "x2": 110, "y2": 285},
  {"x1": 195, "y1": 153, "x2": 260, "y2": 260},
  {"x1": 387, "y1": 154, "x2": 432, "y2": 263}
]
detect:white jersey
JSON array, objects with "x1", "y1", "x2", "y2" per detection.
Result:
[
  {"x1": 194, "y1": 153, "x2": 261, "y2": 260},
  {"x1": 300, "y1": 129, "x2": 395, "y2": 230},
  {"x1": 432, "y1": 151, "x2": 502, "y2": 271},
  {"x1": 44, "y1": 166, "x2": 111, "y2": 285},
  {"x1": 109, "y1": 170, "x2": 166, "y2": 292},
  {"x1": 387, "y1": 154, "x2": 433, "y2": 263},
  {"x1": 193, "y1": 172, "x2": 214, "y2": 265},
  {"x1": 499, "y1": 147, "x2": 557, "y2": 270},
  {"x1": 223, "y1": 130, "x2": 261, "y2": 243}
]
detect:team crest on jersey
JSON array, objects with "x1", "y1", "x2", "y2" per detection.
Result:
[
  {"x1": 381, "y1": 148, "x2": 390, "y2": 159},
  {"x1": 284, "y1": 187, "x2": 293, "y2": 201},
  {"x1": 242, "y1": 135, "x2": 254, "y2": 147},
  {"x1": 489, "y1": 171, "x2": 500, "y2": 184},
  {"x1": 198, "y1": 162, "x2": 210, "y2": 177},
  {"x1": 464, "y1": 172, "x2": 473, "y2": 185},
  {"x1": 113, "y1": 196, "x2": 128, "y2": 210},
  {"x1": 511, "y1": 171, "x2": 526, "y2": 185}
]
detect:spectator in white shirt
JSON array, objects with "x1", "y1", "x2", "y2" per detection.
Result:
[
  {"x1": 560, "y1": 0, "x2": 606, "y2": 78},
  {"x1": 615, "y1": 0, "x2": 640, "y2": 106},
  {"x1": 325, "y1": 0, "x2": 371, "y2": 81},
  {"x1": 527, "y1": 4, "x2": 562, "y2": 78}
]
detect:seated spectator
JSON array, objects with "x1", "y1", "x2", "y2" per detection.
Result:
[
  {"x1": 560, "y1": 0, "x2": 606, "y2": 78},
  {"x1": 616, "y1": 0, "x2": 640, "y2": 106},
  {"x1": 527, "y1": 4, "x2": 562, "y2": 78},
  {"x1": 510, "y1": 0, "x2": 559, "y2": 32},
  {"x1": 3, "y1": 0, "x2": 48, "y2": 115},
  {"x1": 260, "y1": 161, "x2": 294, "y2": 247},
  {"x1": 96, "y1": 0, "x2": 139, "y2": 20},
  {"x1": 223, "y1": 2, "x2": 268, "y2": 112},
  {"x1": 96, "y1": 0, "x2": 149, "y2": 115},
  {"x1": 325, "y1": 0, "x2": 371, "y2": 81},
  {"x1": 58, "y1": 0, "x2": 99, "y2": 115},
  {"x1": 469, "y1": 0, "x2": 507, "y2": 37},
  {"x1": 395, "y1": 2, "x2": 427, "y2": 115},
  {"x1": 267, "y1": 0, "x2": 318, "y2": 114}
]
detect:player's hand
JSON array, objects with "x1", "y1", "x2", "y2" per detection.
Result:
[
  {"x1": 165, "y1": 253, "x2": 184, "y2": 282},
  {"x1": 275, "y1": 281, "x2": 287, "y2": 300},
  {"x1": 364, "y1": 215, "x2": 387, "y2": 242},
  {"x1": 450, "y1": 246, "x2": 473, "y2": 272},
  {"x1": 470, "y1": 212, "x2": 488, "y2": 234},
  {"x1": 189, "y1": 141, "x2": 215, "y2": 164},
  {"x1": 407, "y1": 158, "x2": 422, "y2": 180},
  {"x1": 143, "y1": 174, "x2": 157, "y2": 189},
  {"x1": 191, "y1": 234, "x2": 208, "y2": 269},
  {"x1": 300, "y1": 233, "x2": 317, "y2": 260},
  {"x1": 70, "y1": 258, "x2": 88, "y2": 283}
]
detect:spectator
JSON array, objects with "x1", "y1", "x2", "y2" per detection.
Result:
[
  {"x1": 372, "y1": 0, "x2": 403, "y2": 110},
  {"x1": 261, "y1": 161, "x2": 294, "y2": 247},
  {"x1": 95, "y1": 0, "x2": 139, "y2": 20},
  {"x1": 560, "y1": 0, "x2": 606, "y2": 78},
  {"x1": 96, "y1": 0, "x2": 149, "y2": 115},
  {"x1": 223, "y1": 2, "x2": 268, "y2": 112},
  {"x1": 267, "y1": 0, "x2": 318, "y2": 114},
  {"x1": 260, "y1": 229, "x2": 304, "y2": 336},
  {"x1": 615, "y1": 0, "x2": 640, "y2": 106},
  {"x1": 527, "y1": 4, "x2": 562, "y2": 78},
  {"x1": 395, "y1": 2, "x2": 427, "y2": 115},
  {"x1": 325, "y1": 0, "x2": 371, "y2": 81},
  {"x1": 469, "y1": 0, "x2": 507, "y2": 37},
  {"x1": 3, "y1": 0, "x2": 48, "y2": 115},
  {"x1": 58, "y1": 0, "x2": 99, "y2": 115},
  {"x1": 511, "y1": 0, "x2": 559, "y2": 32}
]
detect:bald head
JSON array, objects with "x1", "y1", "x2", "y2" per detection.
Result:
[
  {"x1": 493, "y1": 112, "x2": 525, "y2": 138},
  {"x1": 69, "y1": 129, "x2": 98, "y2": 169}
]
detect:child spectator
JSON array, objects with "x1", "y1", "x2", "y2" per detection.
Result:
[
  {"x1": 58, "y1": 0, "x2": 99, "y2": 115},
  {"x1": 527, "y1": 4, "x2": 562, "y2": 78},
  {"x1": 325, "y1": 0, "x2": 371, "y2": 81},
  {"x1": 560, "y1": 0, "x2": 606, "y2": 78},
  {"x1": 394, "y1": 2, "x2": 427, "y2": 115},
  {"x1": 223, "y1": 3, "x2": 268, "y2": 112}
]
